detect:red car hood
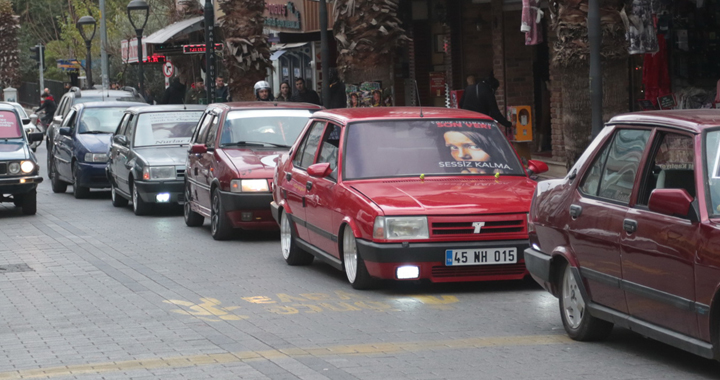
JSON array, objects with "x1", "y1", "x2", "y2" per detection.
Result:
[
  {"x1": 349, "y1": 176, "x2": 537, "y2": 215},
  {"x1": 222, "y1": 148, "x2": 286, "y2": 178}
]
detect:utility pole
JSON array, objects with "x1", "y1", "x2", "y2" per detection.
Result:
[
  {"x1": 100, "y1": 0, "x2": 110, "y2": 90},
  {"x1": 204, "y1": 0, "x2": 216, "y2": 103},
  {"x1": 588, "y1": 0, "x2": 603, "y2": 138},
  {"x1": 319, "y1": 0, "x2": 330, "y2": 108}
]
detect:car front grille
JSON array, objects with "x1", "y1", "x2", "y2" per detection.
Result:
[
  {"x1": 428, "y1": 214, "x2": 526, "y2": 238},
  {"x1": 431, "y1": 263, "x2": 527, "y2": 278},
  {"x1": 0, "y1": 162, "x2": 6, "y2": 175},
  {"x1": 176, "y1": 168, "x2": 185, "y2": 179}
]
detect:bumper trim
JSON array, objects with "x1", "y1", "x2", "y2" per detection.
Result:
[
  {"x1": 356, "y1": 239, "x2": 529, "y2": 263},
  {"x1": 218, "y1": 190, "x2": 273, "y2": 211},
  {"x1": 0, "y1": 175, "x2": 43, "y2": 185},
  {"x1": 523, "y1": 247, "x2": 552, "y2": 283}
]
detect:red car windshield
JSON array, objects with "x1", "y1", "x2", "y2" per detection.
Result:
[
  {"x1": 0, "y1": 111, "x2": 21, "y2": 138},
  {"x1": 343, "y1": 119, "x2": 524, "y2": 180}
]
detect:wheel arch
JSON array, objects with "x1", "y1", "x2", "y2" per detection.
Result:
[
  {"x1": 548, "y1": 246, "x2": 577, "y2": 298},
  {"x1": 337, "y1": 218, "x2": 362, "y2": 259}
]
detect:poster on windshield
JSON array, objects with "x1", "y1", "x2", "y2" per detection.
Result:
[
  {"x1": 0, "y1": 111, "x2": 21, "y2": 139},
  {"x1": 431, "y1": 120, "x2": 517, "y2": 174},
  {"x1": 135, "y1": 112, "x2": 202, "y2": 146}
]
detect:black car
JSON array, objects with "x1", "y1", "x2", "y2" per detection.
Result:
[
  {"x1": 0, "y1": 104, "x2": 44, "y2": 215},
  {"x1": 107, "y1": 105, "x2": 205, "y2": 215}
]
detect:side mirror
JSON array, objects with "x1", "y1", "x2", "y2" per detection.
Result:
[
  {"x1": 189, "y1": 144, "x2": 208, "y2": 154},
  {"x1": 58, "y1": 127, "x2": 72, "y2": 136},
  {"x1": 29, "y1": 114, "x2": 38, "y2": 124},
  {"x1": 307, "y1": 162, "x2": 332, "y2": 178},
  {"x1": 53, "y1": 115, "x2": 63, "y2": 124},
  {"x1": 22, "y1": 118, "x2": 30, "y2": 125},
  {"x1": 27, "y1": 132, "x2": 43, "y2": 143},
  {"x1": 527, "y1": 159, "x2": 549, "y2": 176},
  {"x1": 113, "y1": 135, "x2": 128, "y2": 146},
  {"x1": 648, "y1": 188, "x2": 693, "y2": 218}
]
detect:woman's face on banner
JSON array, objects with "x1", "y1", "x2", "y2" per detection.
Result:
[{"x1": 444, "y1": 131, "x2": 490, "y2": 162}]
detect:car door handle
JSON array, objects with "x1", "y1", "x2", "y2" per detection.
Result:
[
  {"x1": 569, "y1": 204, "x2": 582, "y2": 219},
  {"x1": 306, "y1": 181, "x2": 313, "y2": 191},
  {"x1": 286, "y1": 172, "x2": 292, "y2": 181},
  {"x1": 623, "y1": 219, "x2": 638, "y2": 234}
]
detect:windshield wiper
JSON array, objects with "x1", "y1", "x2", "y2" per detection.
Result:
[
  {"x1": 221, "y1": 141, "x2": 290, "y2": 148},
  {"x1": 80, "y1": 131, "x2": 113, "y2": 134}
]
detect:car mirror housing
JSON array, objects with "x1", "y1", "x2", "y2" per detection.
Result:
[
  {"x1": 53, "y1": 115, "x2": 63, "y2": 124},
  {"x1": 189, "y1": 144, "x2": 208, "y2": 154},
  {"x1": 307, "y1": 162, "x2": 332, "y2": 178},
  {"x1": 527, "y1": 160, "x2": 549, "y2": 176},
  {"x1": 113, "y1": 134, "x2": 128, "y2": 146},
  {"x1": 58, "y1": 127, "x2": 72, "y2": 136},
  {"x1": 22, "y1": 118, "x2": 30, "y2": 125},
  {"x1": 27, "y1": 132, "x2": 43, "y2": 143},
  {"x1": 648, "y1": 188, "x2": 693, "y2": 218}
]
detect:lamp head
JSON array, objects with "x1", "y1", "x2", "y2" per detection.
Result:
[
  {"x1": 127, "y1": 0, "x2": 150, "y2": 31},
  {"x1": 76, "y1": 15, "x2": 97, "y2": 42}
]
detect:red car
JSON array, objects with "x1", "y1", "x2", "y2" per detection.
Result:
[
  {"x1": 272, "y1": 107, "x2": 548, "y2": 289},
  {"x1": 183, "y1": 102, "x2": 322, "y2": 240},
  {"x1": 525, "y1": 110, "x2": 720, "y2": 360}
]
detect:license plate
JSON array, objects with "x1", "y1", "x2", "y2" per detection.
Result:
[{"x1": 445, "y1": 248, "x2": 517, "y2": 266}]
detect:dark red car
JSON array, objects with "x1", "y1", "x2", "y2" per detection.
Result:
[
  {"x1": 525, "y1": 110, "x2": 720, "y2": 360},
  {"x1": 272, "y1": 107, "x2": 548, "y2": 289},
  {"x1": 183, "y1": 102, "x2": 322, "y2": 240}
]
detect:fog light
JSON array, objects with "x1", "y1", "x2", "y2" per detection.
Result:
[
  {"x1": 19, "y1": 179, "x2": 26, "y2": 183},
  {"x1": 396, "y1": 265, "x2": 419, "y2": 280},
  {"x1": 241, "y1": 212, "x2": 253, "y2": 221},
  {"x1": 156, "y1": 193, "x2": 170, "y2": 203}
]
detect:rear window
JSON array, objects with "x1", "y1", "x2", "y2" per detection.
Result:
[
  {"x1": 0, "y1": 111, "x2": 21, "y2": 138},
  {"x1": 220, "y1": 109, "x2": 312, "y2": 147},
  {"x1": 134, "y1": 111, "x2": 204, "y2": 147},
  {"x1": 74, "y1": 96, "x2": 144, "y2": 105},
  {"x1": 78, "y1": 108, "x2": 128, "y2": 134},
  {"x1": 343, "y1": 119, "x2": 524, "y2": 180}
]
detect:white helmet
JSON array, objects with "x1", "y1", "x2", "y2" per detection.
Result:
[{"x1": 254, "y1": 80, "x2": 271, "y2": 93}]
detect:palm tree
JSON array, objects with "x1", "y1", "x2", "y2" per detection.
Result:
[
  {"x1": 333, "y1": 0, "x2": 410, "y2": 85},
  {"x1": 218, "y1": 0, "x2": 271, "y2": 101},
  {"x1": 0, "y1": 0, "x2": 20, "y2": 88},
  {"x1": 550, "y1": 0, "x2": 628, "y2": 167}
]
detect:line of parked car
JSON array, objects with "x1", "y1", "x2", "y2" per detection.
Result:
[{"x1": 3, "y1": 89, "x2": 720, "y2": 363}]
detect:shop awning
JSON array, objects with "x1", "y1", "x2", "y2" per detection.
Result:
[
  {"x1": 269, "y1": 42, "x2": 308, "y2": 60},
  {"x1": 144, "y1": 16, "x2": 205, "y2": 44}
]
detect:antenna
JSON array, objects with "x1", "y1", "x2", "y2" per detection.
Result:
[{"x1": 413, "y1": 80, "x2": 423, "y2": 118}]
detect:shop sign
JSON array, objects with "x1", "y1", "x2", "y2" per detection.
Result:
[
  {"x1": 183, "y1": 43, "x2": 224, "y2": 54},
  {"x1": 264, "y1": 1, "x2": 301, "y2": 30},
  {"x1": 429, "y1": 72, "x2": 446, "y2": 97},
  {"x1": 657, "y1": 94, "x2": 677, "y2": 110},
  {"x1": 56, "y1": 59, "x2": 81, "y2": 73},
  {"x1": 121, "y1": 38, "x2": 148, "y2": 64}
]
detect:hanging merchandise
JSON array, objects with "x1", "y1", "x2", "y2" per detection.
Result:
[
  {"x1": 521, "y1": 0, "x2": 543, "y2": 46},
  {"x1": 642, "y1": 33, "x2": 671, "y2": 106},
  {"x1": 620, "y1": 0, "x2": 659, "y2": 55}
]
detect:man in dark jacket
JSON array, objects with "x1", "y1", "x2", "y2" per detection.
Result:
[
  {"x1": 327, "y1": 68, "x2": 346, "y2": 109},
  {"x1": 36, "y1": 93, "x2": 56, "y2": 126},
  {"x1": 290, "y1": 78, "x2": 321, "y2": 105},
  {"x1": 215, "y1": 76, "x2": 229, "y2": 102},
  {"x1": 459, "y1": 74, "x2": 512, "y2": 130},
  {"x1": 161, "y1": 78, "x2": 187, "y2": 105}
]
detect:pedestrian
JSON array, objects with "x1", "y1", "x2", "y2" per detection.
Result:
[
  {"x1": 184, "y1": 78, "x2": 206, "y2": 104},
  {"x1": 276, "y1": 81, "x2": 291, "y2": 102},
  {"x1": 254, "y1": 81, "x2": 274, "y2": 102},
  {"x1": 143, "y1": 88, "x2": 155, "y2": 105},
  {"x1": 459, "y1": 72, "x2": 512, "y2": 131},
  {"x1": 215, "y1": 76, "x2": 229, "y2": 102},
  {"x1": 466, "y1": 74, "x2": 476, "y2": 86},
  {"x1": 290, "y1": 78, "x2": 320, "y2": 105},
  {"x1": 327, "y1": 68, "x2": 346, "y2": 109},
  {"x1": 35, "y1": 93, "x2": 56, "y2": 127},
  {"x1": 160, "y1": 78, "x2": 187, "y2": 105}
]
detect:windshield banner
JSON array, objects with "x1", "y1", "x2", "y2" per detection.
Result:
[{"x1": 0, "y1": 111, "x2": 21, "y2": 139}]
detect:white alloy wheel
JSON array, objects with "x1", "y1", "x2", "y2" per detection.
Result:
[
  {"x1": 562, "y1": 264, "x2": 585, "y2": 329},
  {"x1": 281, "y1": 212, "x2": 292, "y2": 260},
  {"x1": 343, "y1": 228, "x2": 358, "y2": 283}
]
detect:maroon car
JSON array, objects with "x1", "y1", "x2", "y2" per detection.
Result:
[
  {"x1": 183, "y1": 102, "x2": 322, "y2": 240},
  {"x1": 525, "y1": 110, "x2": 720, "y2": 360}
]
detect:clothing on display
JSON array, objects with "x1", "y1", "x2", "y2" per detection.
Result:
[
  {"x1": 521, "y1": 0, "x2": 543, "y2": 46},
  {"x1": 621, "y1": 0, "x2": 659, "y2": 54},
  {"x1": 642, "y1": 34, "x2": 671, "y2": 105}
]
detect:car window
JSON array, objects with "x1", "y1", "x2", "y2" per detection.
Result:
[
  {"x1": 206, "y1": 115, "x2": 220, "y2": 149},
  {"x1": 124, "y1": 115, "x2": 136, "y2": 143},
  {"x1": 198, "y1": 115, "x2": 215, "y2": 145},
  {"x1": 61, "y1": 110, "x2": 77, "y2": 129},
  {"x1": 116, "y1": 114, "x2": 131, "y2": 135},
  {"x1": 637, "y1": 133, "x2": 695, "y2": 205},
  {"x1": 705, "y1": 130, "x2": 720, "y2": 216},
  {"x1": 134, "y1": 111, "x2": 203, "y2": 147},
  {"x1": 316, "y1": 124, "x2": 341, "y2": 180},
  {"x1": 193, "y1": 113, "x2": 213, "y2": 144},
  {"x1": 219, "y1": 109, "x2": 312, "y2": 148},
  {"x1": 55, "y1": 97, "x2": 68, "y2": 118},
  {"x1": 582, "y1": 129, "x2": 650, "y2": 204},
  {"x1": 0, "y1": 110, "x2": 22, "y2": 138},
  {"x1": 77, "y1": 107, "x2": 128, "y2": 134},
  {"x1": 294, "y1": 121, "x2": 326, "y2": 169}
]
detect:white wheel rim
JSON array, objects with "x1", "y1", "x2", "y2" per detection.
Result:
[
  {"x1": 562, "y1": 266, "x2": 585, "y2": 329},
  {"x1": 132, "y1": 185, "x2": 138, "y2": 212},
  {"x1": 184, "y1": 186, "x2": 192, "y2": 219},
  {"x1": 211, "y1": 193, "x2": 220, "y2": 235},
  {"x1": 280, "y1": 212, "x2": 291, "y2": 259},
  {"x1": 343, "y1": 228, "x2": 358, "y2": 283},
  {"x1": 111, "y1": 185, "x2": 116, "y2": 202}
]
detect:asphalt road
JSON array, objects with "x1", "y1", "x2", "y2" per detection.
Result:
[{"x1": 0, "y1": 145, "x2": 718, "y2": 379}]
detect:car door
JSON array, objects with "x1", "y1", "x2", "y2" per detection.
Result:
[
  {"x1": 187, "y1": 112, "x2": 214, "y2": 214},
  {"x1": 305, "y1": 123, "x2": 342, "y2": 257},
  {"x1": 283, "y1": 120, "x2": 327, "y2": 242},
  {"x1": 568, "y1": 127, "x2": 652, "y2": 313},
  {"x1": 118, "y1": 114, "x2": 138, "y2": 194},
  {"x1": 54, "y1": 109, "x2": 77, "y2": 181},
  {"x1": 110, "y1": 113, "x2": 132, "y2": 192},
  {"x1": 200, "y1": 114, "x2": 221, "y2": 203},
  {"x1": 621, "y1": 130, "x2": 700, "y2": 338}
]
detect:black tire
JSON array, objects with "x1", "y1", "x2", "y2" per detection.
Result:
[
  {"x1": 132, "y1": 181, "x2": 152, "y2": 216},
  {"x1": 49, "y1": 159, "x2": 67, "y2": 194},
  {"x1": 183, "y1": 182, "x2": 204, "y2": 227},
  {"x1": 111, "y1": 183, "x2": 128, "y2": 208},
  {"x1": 46, "y1": 148, "x2": 52, "y2": 180},
  {"x1": 558, "y1": 262, "x2": 613, "y2": 341},
  {"x1": 21, "y1": 190, "x2": 37, "y2": 215},
  {"x1": 342, "y1": 227, "x2": 375, "y2": 290},
  {"x1": 13, "y1": 195, "x2": 23, "y2": 207},
  {"x1": 280, "y1": 210, "x2": 313, "y2": 265},
  {"x1": 210, "y1": 188, "x2": 233, "y2": 240},
  {"x1": 72, "y1": 163, "x2": 90, "y2": 199}
]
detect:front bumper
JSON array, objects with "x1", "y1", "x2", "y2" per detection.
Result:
[
  {"x1": 76, "y1": 162, "x2": 110, "y2": 188},
  {"x1": 0, "y1": 175, "x2": 42, "y2": 195},
  {"x1": 134, "y1": 180, "x2": 185, "y2": 204},
  {"x1": 523, "y1": 247, "x2": 554, "y2": 294},
  {"x1": 219, "y1": 190, "x2": 276, "y2": 230},
  {"x1": 355, "y1": 239, "x2": 530, "y2": 283}
]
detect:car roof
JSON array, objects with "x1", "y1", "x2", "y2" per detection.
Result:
[
  {"x1": 309, "y1": 107, "x2": 496, "y2": 125},
  {"x1": 0, "y1": 103, "x2": 17, "y2": 112},
  {"x1": 74, "y1": 101, "x2": 148, "y2": 110},
  {"x1": 66, "y1": 89, "x2": 139, "y2": 98},
  {"x1": 126, "y1": 105, "x2": 206, "y2": 114},
  {"x1": 211, "y1": 101, "x2": 324, "y2": 111},
  {"x1": 608, "y1": 110, "x2": 720, "y2": 133}
]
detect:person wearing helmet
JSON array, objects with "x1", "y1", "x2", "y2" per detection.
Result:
[{"x1": 254, "y1": 81, "x2": 274, "y2": 102}]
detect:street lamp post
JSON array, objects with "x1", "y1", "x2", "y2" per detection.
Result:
[
  {"x1": 76, "y1": 16, "x2": 97, "y2": 89},
  {"x1": 127, "y1": 0, "x2": 150, "y2": 96}
]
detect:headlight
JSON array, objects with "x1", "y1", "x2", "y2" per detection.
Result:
[
  {"x1": 143, "y1": 166, "x2": 176, "y2": 181},
  {"x1": 230, "y1": 179, "x2": 270, "y2": 192},
  {"x1": 373, "y1": 216, "x2": 429, "y2": 240},
  {"x1": 8, "y1": 162, "x2": 20, "y2": 174},
  {"x1": 84, "y1": 153, "x2": 109, "y2": 163},
  {"x1": 20, "y1": 161, "x2": 34, "y2": 174}
]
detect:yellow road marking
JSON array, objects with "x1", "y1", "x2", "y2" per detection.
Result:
[{"x1": 0, "y1": 335, "x2": 573, "y2": 379}]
